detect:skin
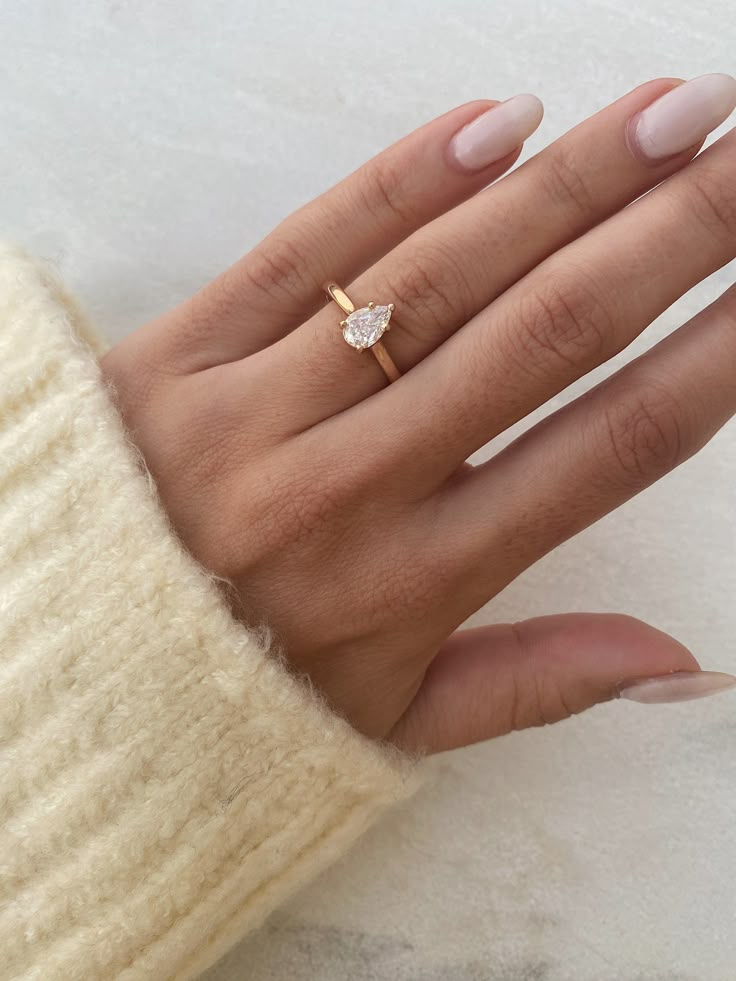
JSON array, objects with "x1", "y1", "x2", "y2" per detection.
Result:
[{"x1": 100, "y1": 77, "x2": 736, "y2": 753}]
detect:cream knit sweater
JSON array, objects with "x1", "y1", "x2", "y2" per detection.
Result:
[{"x1": 0, "y1": 245, "x2": 421, "y2": 981}]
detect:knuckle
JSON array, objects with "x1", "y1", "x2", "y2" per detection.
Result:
[
  {"x1": 539, "y1": 143, "x2": 597, "y2": 223},
  {"x1": 600, "y1": 383, "x2": 690, "y2": 485},
  {"x1": 504, "y1": 269, "x2": 612, "y2": 379},
  {"x1": 239, "y1": 234, "x2": 313, "y2": 314},
  {"x1": 378, "y1": 560, "x2": 437, "y2": 625},
  {"x1": 505, "y1": 630, "x2": 576, "y2": 732},
  {"x1": 530, "y1": 675, "x2": 576, "y2": 728},
  {"x1": 378, "y1": 535, "x2": 457, "y2": 628},
  {"x1": 684, "y1": 164, "x2": 736, "y2": 245},
  {"x1": 359, "y1": 154, "x2": 418, "y2": 230},
  {"x1": 217, "y1": 456, "x2": 351, "y2": 576},
  {"x1": 362, "y1": 505, "x2": 456, "y2": 628},
  {"x1": 389, "y1": 238, "x2": 474, "y2": 344},
  {"x1": 264, "y1": 464, "x2": 346, "y2": 548}
]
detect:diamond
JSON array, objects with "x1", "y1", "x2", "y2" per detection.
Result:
[{"x1": 342, "y1": 304, "x2": 393, "y2": 350}]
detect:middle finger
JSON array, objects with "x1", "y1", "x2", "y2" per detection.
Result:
[{"x1": 373, "y1": 99, "x2": 736, "y2": 486}]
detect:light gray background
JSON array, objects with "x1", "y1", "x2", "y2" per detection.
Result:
[{"x1": 3, "y1": 2, "x2": 735, "y2": 978}]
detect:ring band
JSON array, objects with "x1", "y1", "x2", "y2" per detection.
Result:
[{"x1": 325, "y1": 283, "x2": 401, "y2": 383}]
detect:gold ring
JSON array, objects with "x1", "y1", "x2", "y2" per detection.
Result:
[{"x1": 324, "y1": 283, "x2": 401, "y2": 383}]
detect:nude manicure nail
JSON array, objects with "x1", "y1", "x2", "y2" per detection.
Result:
[
  {"x1": 449, "y1": 94, "x2": 544, "y2": 172},
  {"x1": 618, "y1": 670, "x2": 736, "y2": 704},
  {"x1": 630, "y1": 73, "x2": 736, "y2": 163}
]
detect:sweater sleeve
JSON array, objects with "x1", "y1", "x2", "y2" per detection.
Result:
[{"x1": 0, "y1": 245, "x2": 422, "y2": 981}]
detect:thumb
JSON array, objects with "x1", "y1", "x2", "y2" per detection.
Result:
[{"x1": 390, "y1": 613, "x2": 733, "y2": 754}]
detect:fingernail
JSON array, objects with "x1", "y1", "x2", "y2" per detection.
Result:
[
  {"x1": 618, "y1": 670, "x2": 736, "y2": 704},
  {"x1": 630, "y1": 73, "x2": 736, "y2": 163},
  {"x1": 449, "y1": 94, "x2": 544, "y2": 172}
]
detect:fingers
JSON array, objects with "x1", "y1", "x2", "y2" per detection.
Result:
[
  {"x1": 146, "y1": 99, "x2": 538, "y2": 372},
  {"x1": 379, "y1": 80, "x2": 736, "y2": 485},
  {"x1": 389, "y1": 614, "x2": 699, "y2": 754},
  {"x1": 271, "y1": 76, "x2": 710, "y2": 422},
  {"x1": 443, "y1": 281, "x2": 736, "y2": 605}
]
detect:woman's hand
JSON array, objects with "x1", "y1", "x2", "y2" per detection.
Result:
[{"x1": 101, "y1": 75, "x2": 736, "y2": 752}]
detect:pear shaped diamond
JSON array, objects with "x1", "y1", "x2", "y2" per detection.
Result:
[{"x1": 342, "y1": 304, "x2": 393, "y2": 350}]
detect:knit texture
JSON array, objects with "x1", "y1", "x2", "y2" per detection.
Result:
[{"x1": 0, "y1": 245, "x2": 422, "y2": 981}]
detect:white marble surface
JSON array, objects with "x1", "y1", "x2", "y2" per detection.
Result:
[{"x1": 3, "y1": 2, "x2": 736, "y2": 978}]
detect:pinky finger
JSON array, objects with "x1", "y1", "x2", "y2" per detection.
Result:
[{"x1": 445, "y1": 281, "x2": 736, "y2": 604}]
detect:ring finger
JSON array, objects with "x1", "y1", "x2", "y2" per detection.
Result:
[
  {"x1": 268, "y1": 75, "x2": 726, "y2": 421},
  {"x1": 145, "y1": 98, "x2": 534, "y2": 371}
]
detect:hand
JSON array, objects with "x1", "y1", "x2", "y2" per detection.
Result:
[{"x1": 101, "y1": 74, "x2": 736, "y2": 752}]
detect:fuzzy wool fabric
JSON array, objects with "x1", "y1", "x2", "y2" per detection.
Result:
[{"x1": 0, "y1": 244, "x2": 422, "y2": 981}]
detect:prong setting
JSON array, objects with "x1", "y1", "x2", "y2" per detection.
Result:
[
  {"x1": 328, "y1": 285, "x2": 401, "y2": 381},
  {"x1": 341, "y1": 302, "x2": 394, "y2": 350}
]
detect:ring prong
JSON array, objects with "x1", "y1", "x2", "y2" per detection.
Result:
[
  {"x1": 340, "y1": 319, "x2": 347, "y2": 327},
  {"x1": 368, "y1": 301, "x2": 375, "y2": 309},
  {"x1": 388, "y1": 303, "x2": 395, "y2": 311}
]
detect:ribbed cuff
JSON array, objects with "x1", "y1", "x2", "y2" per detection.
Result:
[{"x1": 0, "y1": 245, "x2": 422, "y2": 981}]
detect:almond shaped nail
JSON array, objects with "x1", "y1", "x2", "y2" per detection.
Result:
[
  {"x1": 449, "y1": 94, "x2": 544, "y2": 172},
  {"x1": 631, "y1": 72, "x2": 736, "y2": 162},
  {"x1": 619, "y1": 670, "x2": 736, "y2": 704}
]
